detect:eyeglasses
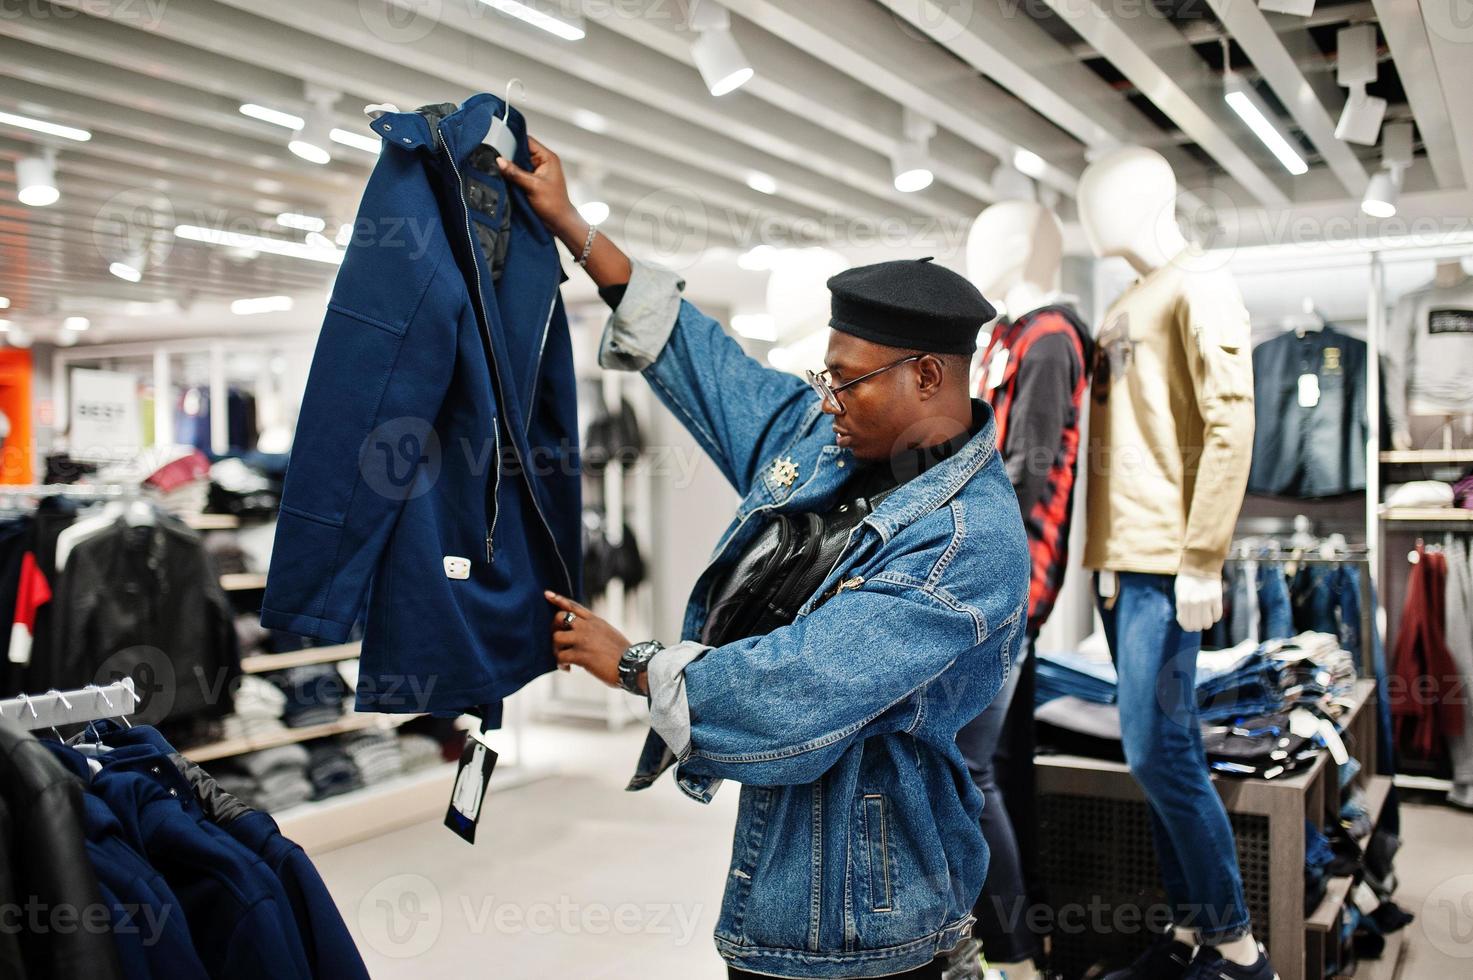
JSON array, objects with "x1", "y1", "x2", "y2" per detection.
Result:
[{"x1": 805, "y1": 354, "x2": 924, "y2": 413}]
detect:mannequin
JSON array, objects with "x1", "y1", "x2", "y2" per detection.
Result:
[
  {"x1": 966, "y1": 200, "x2": 1065, "y2": 319},
  {"x1": 1076, "y1": 147, "x2": 1241, "y2": 633},
  {"x1": 1384, "y1": 258, "x2": 1473, "y2": 450},
  {"x1": 953, "y1": 200, "x2": 1091, "y2": 980},
  {"x1": 1078, "y1": 148, "x2": 1268, "y2": 980}
]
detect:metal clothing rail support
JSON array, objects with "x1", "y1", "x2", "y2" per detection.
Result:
[{"x1": 0, "y1": 679, "x2": 138, "y2": 731}]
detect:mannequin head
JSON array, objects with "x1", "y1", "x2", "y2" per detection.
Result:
[
  {"x1": 1077, "y1": 146, "x2": 1187, "y2": 275},
  {"x1": 966, "y1": 201, "x2": 1064, "y2": 319}
]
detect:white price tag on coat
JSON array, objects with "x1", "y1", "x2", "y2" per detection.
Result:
[{"x1": 1297, "y1": 373, "x2": 1320, "y2": 408}]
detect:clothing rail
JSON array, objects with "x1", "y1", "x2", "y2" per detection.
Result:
[
  {"x1": 0, "y1": 678, "x2": 137, "y2": 731},
  {"x1": 0, "y1": 483, "x2": 139, "y2": 499},
  {"x1": 1223, "y1": 553, "x2": 1375, "y2": 679}
]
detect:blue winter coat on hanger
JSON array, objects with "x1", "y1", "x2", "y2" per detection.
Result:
[{"x1": 261, "y1": 93, "x2": 582, "y2": 722}]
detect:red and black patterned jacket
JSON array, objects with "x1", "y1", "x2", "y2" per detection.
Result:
[{"x1": 976, "y1": 305, "x2": 1093, "y2": 637}]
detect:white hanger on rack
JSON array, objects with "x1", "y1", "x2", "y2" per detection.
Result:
[
  {"x1": 483, "y1": 78, "x2": 525, "y2": 160},
  {"x1": 1282, "y1": 296, "x2": 1326, "y2": 337},
  {"x1": 363, "y1": 103, "x2": 399, "y2": 121}
]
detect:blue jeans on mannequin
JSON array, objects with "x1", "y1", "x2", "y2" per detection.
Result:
[
  {"x1": 1095, "y1": 572, "x2": 1251, "y2": 945},
  {"x1": 956, "y1": 638, "x2": 1039, "y2": 965}
]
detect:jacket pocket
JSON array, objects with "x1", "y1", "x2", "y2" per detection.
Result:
[{"x1": 861, "y1": 793, "x2": 894, "y2": 912}]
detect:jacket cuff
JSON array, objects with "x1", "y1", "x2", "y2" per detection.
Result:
[
  {"x1": 646, "y1": 640, "x2": 711, "y2": 761},
  {"x1": 1178, "y1": 549, "x2": 1226, "y2": 580},
  {"x1": 597, "y1": 258, "x2": 686, "y2": 372}
]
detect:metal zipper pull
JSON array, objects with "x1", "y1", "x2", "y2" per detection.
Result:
[{"x1": 834, "y1": 575, "x2": 864, "y2": 594}]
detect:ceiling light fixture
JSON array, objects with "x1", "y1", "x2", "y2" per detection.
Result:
[
  {"x1": 231, "y1": 295, "x2": 294, "y2": 316},
  {"x1": 0, "y1": 109, "x2": 91, "y2": 142},
  {"x1": 1011, "y1": 148, "x2": 1047, "y2": 179},
  {"x1": 289, "y1": 107, "x2": 333, "y2": 165},
  {"x1": 1223, "y1": 67, "x2": 1308, "y2": 175},
  {"x1": 476, "y1": 0, "x2": 585, "y2": 40},
  {"x1": 277, "y1": 212, "x2": 326, "y2": 232},
  {"x1": 62, "y1": 316, "x2": 90, "y2": 332},
  {"x1": 688, "y1": 2, "x2": 753, "y2": 97},
  {"x1": 738, "y1": 244, "x2": 777, "y2": 271},
  {"x1": 1362, "y1": 121, "x2": 1412, "y2": 218},
  {"x1": 239, "y1": 103, "x2": 304, "y2": 130},
  {"x1": 330, "y1": 128, "x2": 382, "y2": 154},
  {"x1": 173, "y1": 224, "x2": 344, "y2": 265},
  {"x1": 108, "y1": 255, "x2": 145, "y2": 282},
  {"x1": 1333, "y1": 25, "x2": 1386, "y2": 145},
  {"x1": 746, "y1": 171, "x2": 778, "y2": 195},
  {"x1": 0, "y1": 297, "x2": 10, "y2": 310},
  {"x1": 891, "y1": 109, "x2": 936, "y2": 193},
  {"x1": 16, "y1": 150, "x2": 60, "y2": 207}
]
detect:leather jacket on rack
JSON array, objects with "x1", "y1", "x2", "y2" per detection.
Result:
[{"x1": 0, "y1": 718, "x2": 125, "y2": 980}]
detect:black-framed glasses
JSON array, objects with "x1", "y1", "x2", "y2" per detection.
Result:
[{"x1": 805, "y1": 353, "x2": 924, "y2": 413}]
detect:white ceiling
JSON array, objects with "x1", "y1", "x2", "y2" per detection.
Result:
[{"x1": 0, "y1": 0, "x2": 1468, "y2": 343}]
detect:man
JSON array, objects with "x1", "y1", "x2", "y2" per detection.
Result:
[{"x1": 501, "y1": 138, "x2": 1029, "y2": 980}]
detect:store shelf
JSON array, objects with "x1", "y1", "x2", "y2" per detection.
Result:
[
  {"x1": 1339, "y1": 928, "x2": 1406, "y2": 980},
  {"x1": 1378, "y1": 507, "x2": 1473, "y2": 523},
  {"x1": 1356, "y1": 775, "x2": 1394, "y2": 846},
  {"x1": 240, "y1": 642, "x2": 361, "y2": 674},
  {"x1": 1305, "y1": 875, "x2": 1353, "y2": 933},
  {"x1": 220, "y1": 571, "x2": 269, "y2": 591},
  {"x1": 183, "y1": 513, "x2": 240, "y2": 530},
  {"x1": 184, "y1": 711, "x2": 416, "y2": 763},
  {"x1": 1380, "y1": 449, "x2": 1473, "y2": 465}
]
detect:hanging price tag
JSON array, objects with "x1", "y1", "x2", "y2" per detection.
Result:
[
  {"x1": 444, "y1": 724, "x2": 498, "y2": 844},
  {"x1": 1297, "y1": 373, "x2": 1320, "y2": 408}
]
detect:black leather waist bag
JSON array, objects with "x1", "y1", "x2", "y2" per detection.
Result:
[{"x1": 701, "y1": 484, "x2": 899, "y2": 647}]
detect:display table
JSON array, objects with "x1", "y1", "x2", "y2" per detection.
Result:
[{"x1": 1034, "y1": 679, "x2": 1385, "y2": 980}]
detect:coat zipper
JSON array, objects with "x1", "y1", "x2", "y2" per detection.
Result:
[
  {"x1": 526, "y1": 290, "x2": 557, "y2": 438},
  {"x1": 441, "y1": 128, "x2": 572, "y2": 591}
]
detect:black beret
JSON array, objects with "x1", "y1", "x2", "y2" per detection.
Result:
[{"x1": 826, "y1": 257, "x2": 996, "y2": 355}]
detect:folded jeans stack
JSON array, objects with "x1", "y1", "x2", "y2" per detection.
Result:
[
  {"x1": 273, "y1": 664, "x2": 348, "y2": 728},
  {"x1": 306, "y1": 742, "x2": 362, "y2": 800}
]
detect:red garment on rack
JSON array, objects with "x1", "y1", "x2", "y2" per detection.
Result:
[{"x1": 1391, "y1": 547, "x2": 1464, "y2": 758}]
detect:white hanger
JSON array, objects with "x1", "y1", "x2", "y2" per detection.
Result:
[
  {"x1": 1282, "y1": 296, "x2": 1326, "y2": 337},
  {"x1": 363, "y1": 103, "x2": 400, "y2": 121},
  {"x1": 483, "y1": 78, "x2": 525, "y2": 159}
]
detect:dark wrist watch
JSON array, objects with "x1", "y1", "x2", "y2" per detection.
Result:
[{"x1": 617, "y1": 640, "x2": 663, "y2": 697}]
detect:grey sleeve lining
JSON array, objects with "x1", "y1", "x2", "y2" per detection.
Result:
[
  {"x1": 645, "y1": 640, "x2": 712, "y2": 759},
  {"x1": 596, "y1": 258, "x2": 688, "y2": 372}
]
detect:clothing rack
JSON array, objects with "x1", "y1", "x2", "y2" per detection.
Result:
[
  {"x1": 0, "y1": 678, "x2": 137, "y2": 731},
  {"x1": 1222, "y1": 549, "x2": 1376, "y2": 679}
]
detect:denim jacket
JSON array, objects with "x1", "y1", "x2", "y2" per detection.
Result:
[
  {"x1": 602, "y1": 260, "x2": 1029, "y2": 977},
  {"x1": 261, "y1": 94, "x2": 582, "y2": 721}
]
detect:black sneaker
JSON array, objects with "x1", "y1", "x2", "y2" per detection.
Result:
[
  {"x1": 1181, "y1": 945, "x2": 1279, "y2": 980},
  {"x1": 1101, "y1": 934, "x2": 1195, "y2": 980}
]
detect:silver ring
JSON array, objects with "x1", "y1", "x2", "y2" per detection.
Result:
[{"x1": 562, "y1": 611, "x2": 577, "y2": 626}]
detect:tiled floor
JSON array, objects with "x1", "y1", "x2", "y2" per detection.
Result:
[{"x1": 313, "y1": 718, "x2": 1473, "y2": 979}]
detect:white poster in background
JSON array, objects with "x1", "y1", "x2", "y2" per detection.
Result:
[{"x1": 70, "y1": 368, "x2": 142, "y2": 460}]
